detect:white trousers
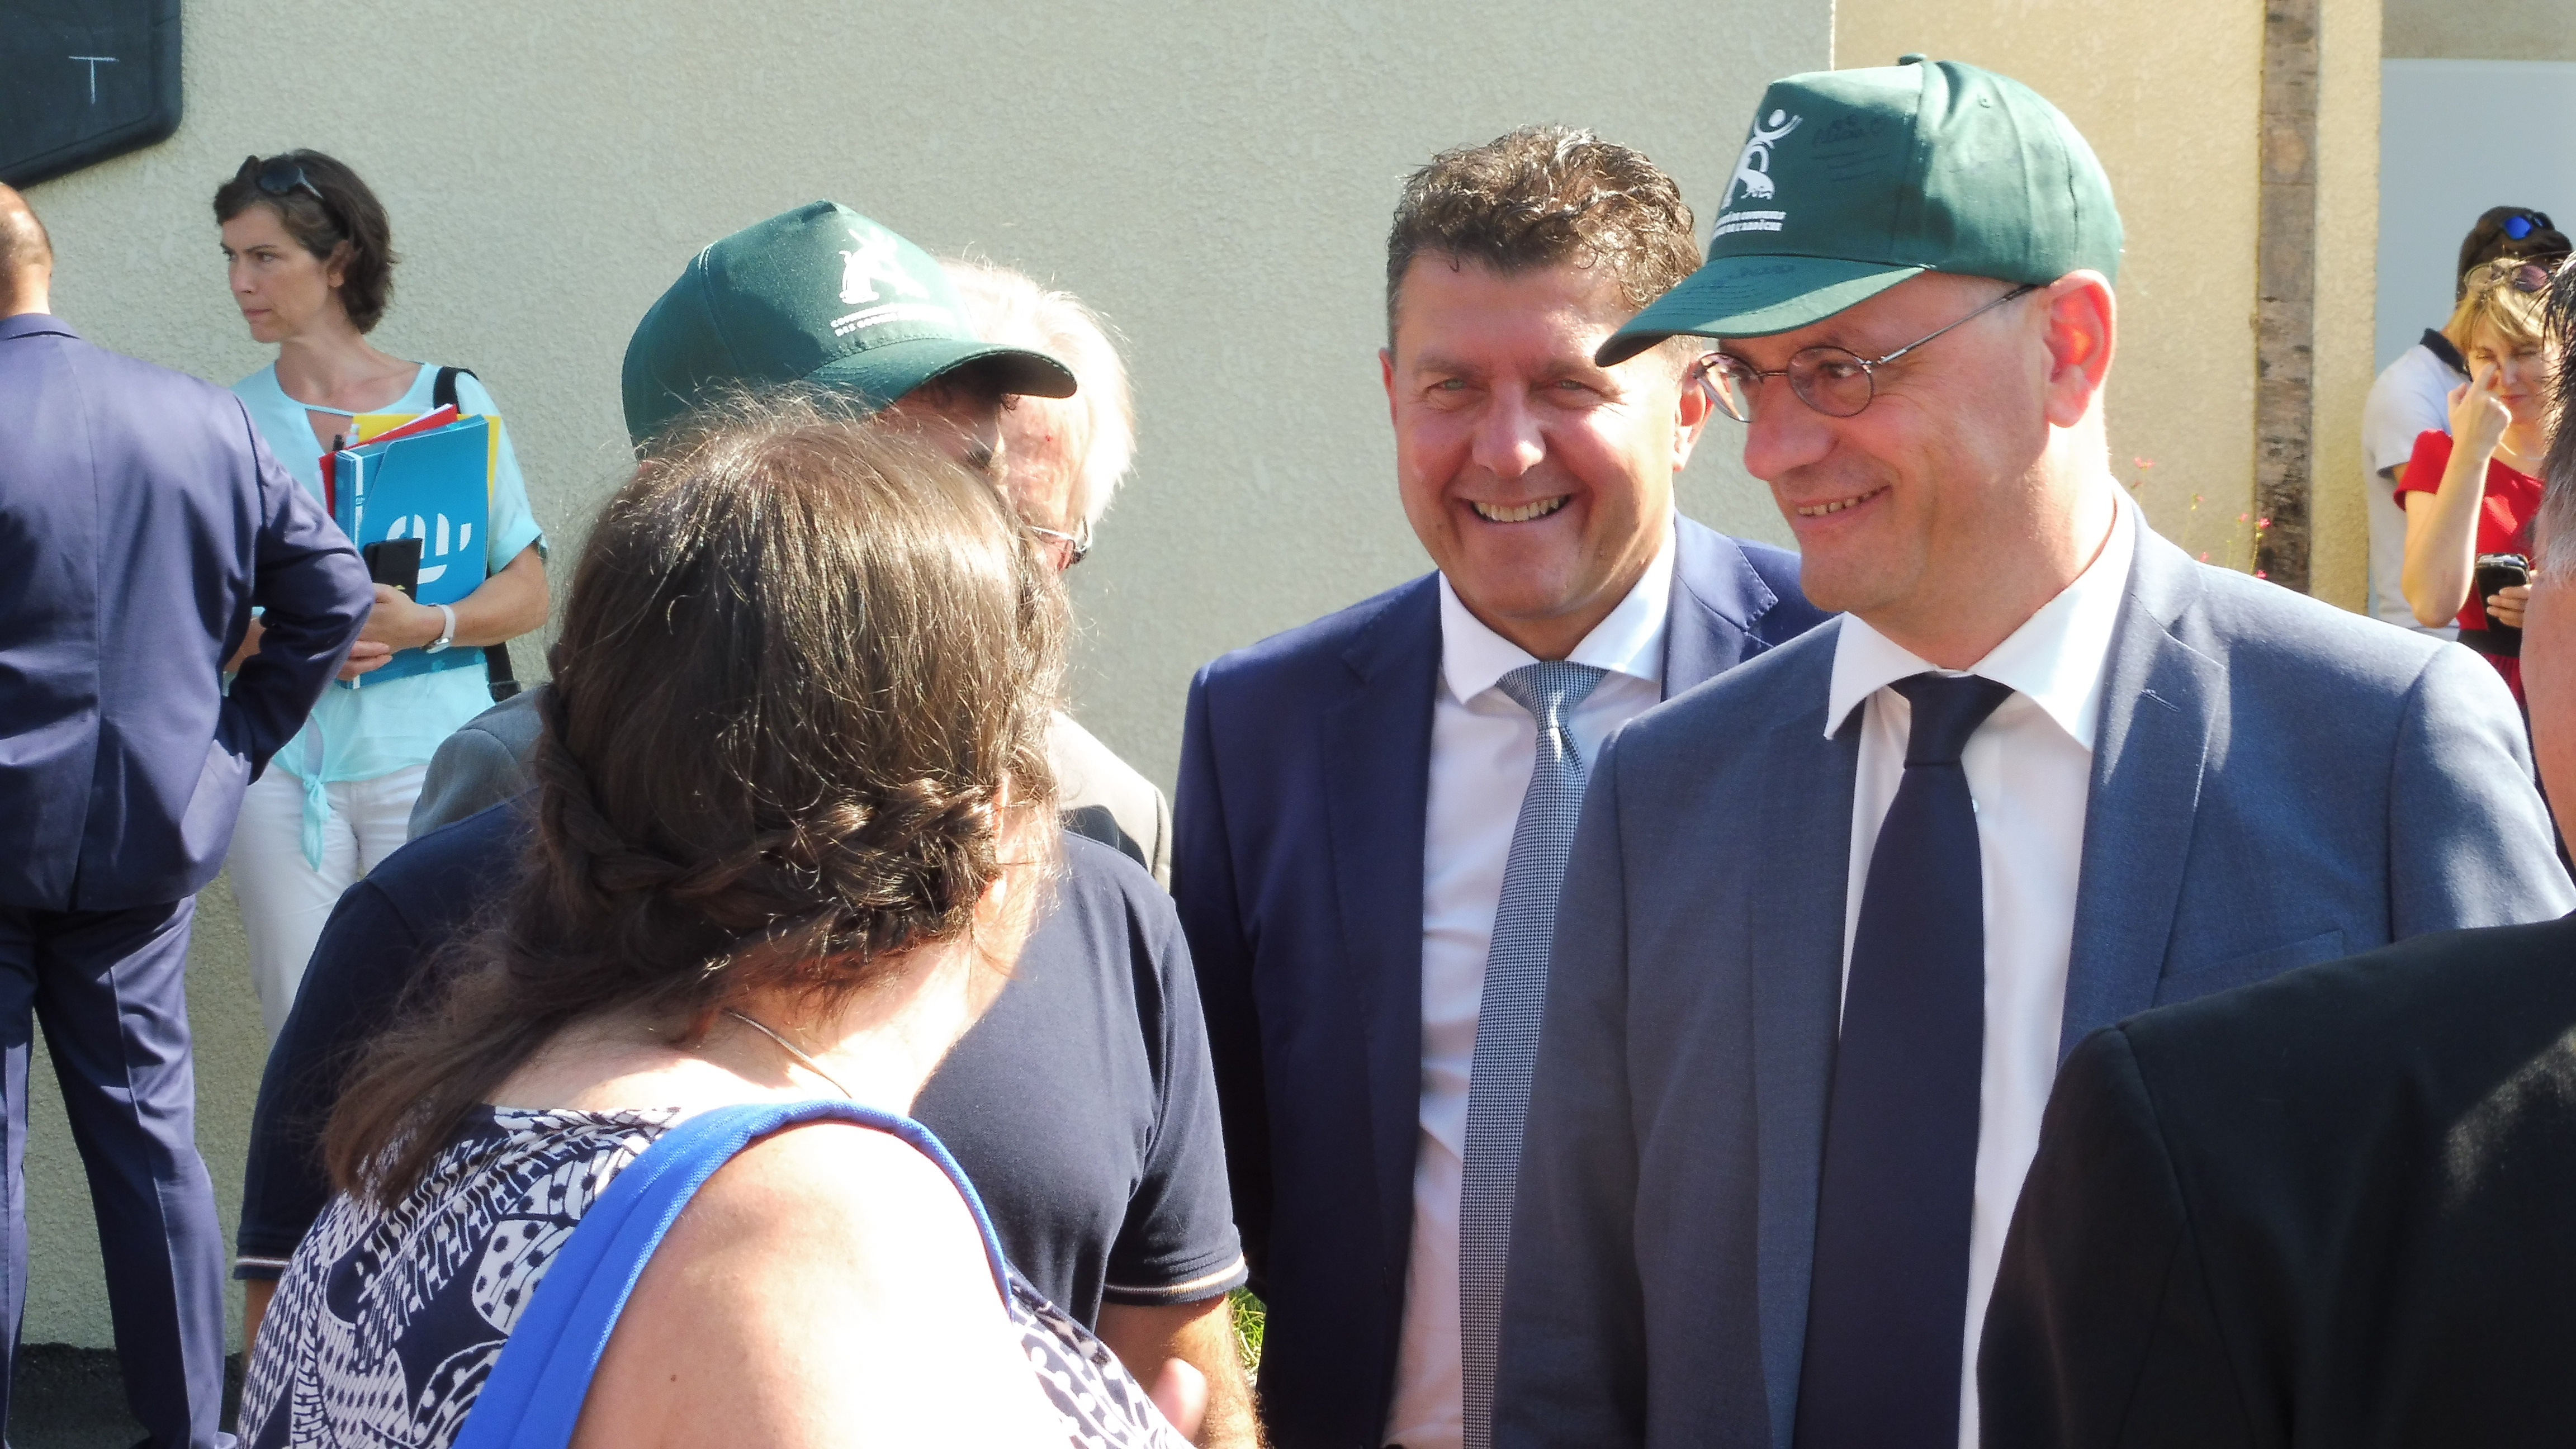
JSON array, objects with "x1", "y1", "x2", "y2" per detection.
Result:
[{"x1": 225, "y1": 764, "x2": 428, "y2": 1041}]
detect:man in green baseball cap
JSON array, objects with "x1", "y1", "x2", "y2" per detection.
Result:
[
  {"x1": 1500, "y1": 58, "x2": 2568, "y2": 1449},
  {"x1": 620, "y1": 200, "x2": 1074, "y2": 463}
]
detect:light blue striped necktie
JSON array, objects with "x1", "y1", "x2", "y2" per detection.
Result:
[{"x1": 1459, "y1": 659, "x2": 1608, "y2": 1449}]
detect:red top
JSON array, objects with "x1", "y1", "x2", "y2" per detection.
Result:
[{"x1": 2397, "y1": 428, "x2": 2541, "y2": 697}]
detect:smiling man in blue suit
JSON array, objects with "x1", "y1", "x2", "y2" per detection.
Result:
[
  {"x1": 1174, "y1": 128, "x2": 1828, "y2": 1449},
  {"x1": 1496, "y1": 61, "x2": 2575, "y2": 1449}
]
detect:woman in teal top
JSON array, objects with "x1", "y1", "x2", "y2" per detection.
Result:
[{"x1": 215, "y1": 151, "x2": 548, "y2": 1041}]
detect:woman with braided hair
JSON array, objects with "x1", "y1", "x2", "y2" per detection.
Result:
[{"x1": 235, "y1": 395, "x2": 1200, "y2": 1448}]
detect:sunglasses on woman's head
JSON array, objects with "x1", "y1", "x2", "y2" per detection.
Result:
[
  {"x1": 243, "y1": 155, "x2": 329, "y2": 211},
  {"x1": 2474, "y1": 258, "x2": 2558, "y2": 296},
  {"x1": 2503, "y1": 210, "x2": 2555, "y2": 242}
]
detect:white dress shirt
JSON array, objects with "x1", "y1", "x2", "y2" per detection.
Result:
[
  {"x1": 1385, "y1": 523, "x2": 1678, "y2": 1449},
  {"x1": 1824, "y1": 493, "x2": 2136, "y2": 1449}
]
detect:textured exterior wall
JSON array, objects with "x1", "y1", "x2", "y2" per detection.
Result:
[
  {"x1": 2385, "y1": 0, "x2": 2576, "y2": 61},
  {"x1": 18, "y1": 0, "x2": 1827, "y2": 1349},
  {"x1": 1833, "y1": 0, "x2": 2379, "y2": 613}
]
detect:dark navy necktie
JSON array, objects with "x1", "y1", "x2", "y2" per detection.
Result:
[
  {"x1": 1459, "y1": 660, "x2": 1605, "y2": 1449},
  {"x1": 1794, "y1": 671, "x2": 2015, "y2": 1449}
]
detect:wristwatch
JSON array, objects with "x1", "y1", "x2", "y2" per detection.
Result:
[{"x1": 424, "y1": 603, "x2": 457, "y2": 655}]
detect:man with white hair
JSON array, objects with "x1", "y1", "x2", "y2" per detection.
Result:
[{"x1": 947, "y1": 258, "x2": 1171, "y2": 884}]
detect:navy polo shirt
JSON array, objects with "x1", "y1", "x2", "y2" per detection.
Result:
[{"x1": 235, "y1": 803, "x2": 1247, "y2": 1325}]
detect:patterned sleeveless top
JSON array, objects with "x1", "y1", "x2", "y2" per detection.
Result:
[{"x1": 238, "y1": 1106, "x2": 1188, "y2": 1448}]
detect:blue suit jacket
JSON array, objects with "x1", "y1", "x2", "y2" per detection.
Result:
[
  {"x1": 0, "y1": 314, "x2": 370, "y2": 911},
  {"x1": 1495, "y1": 526, "x2": 2576, "y2": 1449},
  {"x1": 1174, "y1": 518, "x2": 1830, "y2": 1448}
]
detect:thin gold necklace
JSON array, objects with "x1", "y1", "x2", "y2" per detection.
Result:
[{"x1": 721, "y1": 1007, "x2": 856, "y2": 1099}]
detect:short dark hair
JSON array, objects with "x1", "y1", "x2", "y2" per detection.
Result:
[
  {"x1": 1385, "y1": 125, "x2": 1701, "y2": 348},
  {"x1": 214, "y1": 150, "x2": 399, "y2": 332},
  {"x1": 2459, "y1": 206, "x2": 2572, "y2": 301}
]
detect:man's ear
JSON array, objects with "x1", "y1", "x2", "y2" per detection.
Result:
[
  {"x1": 2042, "y1": 271, "x2": 2115, "y2": 429},
  {"x1": 1380, "y1": 346, "x2": 1398, "y2": 425},
  {"x1": 1670, "y1": 349, "x2": 1713, "y2": 473}
]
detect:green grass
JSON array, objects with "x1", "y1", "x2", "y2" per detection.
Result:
[{"x1": 1230, "y1": 1290, "x2": 1265, "y2": 1375}]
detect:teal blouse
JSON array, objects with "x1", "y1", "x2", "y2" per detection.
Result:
[{"x1": 234, "y1": 362, "x2": 544, "y2": 861}]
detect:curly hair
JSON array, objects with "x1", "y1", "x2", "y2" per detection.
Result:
[
  {"x1": 325, "y1": 392, "x2": 1067, "y2": 1202},
  {"x1": 1385, "y1": 125, "x2": 1701, "y2": 349},
  {"x1": 213, "y1": 150, "x2": 399, "y2": 332}
]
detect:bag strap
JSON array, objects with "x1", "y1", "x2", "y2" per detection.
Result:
[
  {"x1": 428, "y1": 365, "x2": 522, "y2": 703},
  {"x1": 452, "y1": 1098, "x2": 1010, "y2": 1448},
  {"x1": 432, "y1": 364, "x2": 477, "y2": 413}
]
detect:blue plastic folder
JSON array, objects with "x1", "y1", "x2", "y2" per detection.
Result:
[{"x1": 329, "y1": 416, "x2": 491, "y2": 689}]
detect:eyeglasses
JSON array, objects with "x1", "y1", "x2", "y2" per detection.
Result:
[
  {"x1": 1029, "y1": 520, "x2": 1091, "y2": 570},
  {"x1": 2503, "y1": 210, "x2": 2556, "y2": 242},
  {"x1": 2470, "y1": 258, "x2": 2557, "y2": 296},
  {"x1": 1688, "y1": 283, "x2": 2042, "y2": 423},
  {"x1": 242, "y1": 155, "x2": 333, "y2": 217}
]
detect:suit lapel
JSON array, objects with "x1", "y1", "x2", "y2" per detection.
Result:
[
  {"x1": 1319, "y1": 580, "x2": 1441, "y2": 1291},
  {"x1": 1662, "y1": 517, "x2": 1782, "y2": 696},
  {"x1": 2062, "y1": 533, "x2": 2219, "y2": 1054},
  {"x1": 1744, "y1": 634, "x2": 1859, "y2": 1447}
]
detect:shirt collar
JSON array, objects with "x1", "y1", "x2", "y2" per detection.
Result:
[
  {"x1": 1, "y1": 311, "x2": 75, "y2": 344},
  {"x1": 1438, "y1": 513, "x2": 1677, "y2": 703},
  {"x1": 1825, "y1": 491, "x2": 2137, "y2": 749}
]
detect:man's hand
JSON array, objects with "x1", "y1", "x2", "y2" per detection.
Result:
[{"x1": 1097, "y1": 1297, "x2": 1262, "y2": 1448}]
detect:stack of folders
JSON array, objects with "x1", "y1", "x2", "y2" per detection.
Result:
[{"x1": 326, "y1": 410, "x2": 493, "y2": 690}]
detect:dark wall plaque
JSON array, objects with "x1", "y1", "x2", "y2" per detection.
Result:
[{"x1": 1, "y1": 0, "x2": 182, "y2": 188}]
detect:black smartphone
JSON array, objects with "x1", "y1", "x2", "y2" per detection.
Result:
[
  {"x1": 362, "y1": 537, "x2": 424, "y2": 599},
  {"x1": 2474, "y1": 551, "x2": 2530, "y2": 654}
]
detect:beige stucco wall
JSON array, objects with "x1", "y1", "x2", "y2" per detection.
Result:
[
  {"x1": 1834, "y1": 0, "x2": 2380, "y2": 612},
  {"x1": 18, "y1": 0, "x2": 1829, "y2": 1350},
  {"x1": 2313, "y1": 0, "x2": 2385, "y2": 612}
]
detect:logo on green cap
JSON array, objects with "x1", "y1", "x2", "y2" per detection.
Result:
[
  {"x1": 836, "y1": 224, "x2": 936, "y2": 330},
  {"x1": 1718, "y1": 109, "x2": 1803, "y2": 225}
]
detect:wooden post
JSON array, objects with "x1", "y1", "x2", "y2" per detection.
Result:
[{"x1": 2254, "y1": 0, "x2": 2322, "y2": 590}]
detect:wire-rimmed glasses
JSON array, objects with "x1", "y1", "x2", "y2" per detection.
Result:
[
  {"x1": 1029, "y1": 520, "x2": 1091, "y2": 570},
  {"x1": 1687, "y1": 282, "x2": 2042, "y2": 423}
]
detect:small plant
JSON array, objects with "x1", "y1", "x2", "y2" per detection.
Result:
[{"x1": 1232, "y1": 1290, "x2": 1266, "y2": 1376}]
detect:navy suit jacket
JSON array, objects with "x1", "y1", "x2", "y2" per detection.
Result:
[
  {"x1": 1496, "y1": 525, "x2": 2576, "y2": 1449},
  {"x1": 1174, "y1": 517, "x2": 1829, "y2": 1449},
  {"x1": 0, "y1": 314, "x2": 370, "y2": 911}
]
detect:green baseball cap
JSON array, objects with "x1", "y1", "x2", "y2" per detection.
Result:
[
  {"x1": 1598, "y1": 58, "x2": 2122, "y2": 364},
  {"x1": 621, "y1": 200, "x2": 1076, "y2": 444}
]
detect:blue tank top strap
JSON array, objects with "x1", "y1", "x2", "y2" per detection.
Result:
[{"x1": 452, "y1": 1098, "x2": 1010, "y2": 1449}]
